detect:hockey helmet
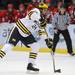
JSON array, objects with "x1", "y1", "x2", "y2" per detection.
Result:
[{"x1": 38, "y1": 3, "x2": 48, "y2": 9}]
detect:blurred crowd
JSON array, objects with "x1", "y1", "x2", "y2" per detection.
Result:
[{"x1": 0, "y1": 0, "x2": 75, "y2": 24}]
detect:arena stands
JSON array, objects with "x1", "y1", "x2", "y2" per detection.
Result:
[{"x1": 0, "y1": 0, "x2": 75, "y2": 24}]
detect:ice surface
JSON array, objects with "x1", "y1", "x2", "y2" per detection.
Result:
[{"x1": 0, "y1": 51, "x2": 75, "y2": 75}]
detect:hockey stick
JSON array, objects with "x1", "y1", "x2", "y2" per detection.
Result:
[
  {"x1": 51, "y1": 52, "x2": 61, "y2": 73},
  {"x1": 44, "y1": 27, "x2": 61, "y2": 73}
]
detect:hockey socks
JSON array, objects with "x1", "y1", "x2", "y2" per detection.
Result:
[
  {"x1": 29, "y1": 52, "x2": 37, "y2": 59},
  {"x1": 0, "y1": 50, "x2": 6, "y2": 58}
]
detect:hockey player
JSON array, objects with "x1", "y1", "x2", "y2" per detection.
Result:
[
  {"x1": 0, "y1": 7, "x2": 41, "y2": 71},
  {"x1": 38, "y1": 2, "x2": 53, "y2": 48},
  {"x1": 0, "y1": 3, "x2": 52, "y2": 72}
]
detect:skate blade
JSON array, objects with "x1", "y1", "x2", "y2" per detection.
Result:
[{"x1": 26, "y1": 70, "x2": 39, "y2": 74}]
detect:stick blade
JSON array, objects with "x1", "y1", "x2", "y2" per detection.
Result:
[{"x1": 54, "y1": 69, "x2": 61, "y2": 73}]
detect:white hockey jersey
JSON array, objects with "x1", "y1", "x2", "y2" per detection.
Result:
[{"x1": 15, "y1": 8, "x2": 41, "y2": 40}]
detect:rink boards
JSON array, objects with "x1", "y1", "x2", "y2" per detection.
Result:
[{"x1": 0, "y1": 23, "x2": 75, "y2": 54}]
